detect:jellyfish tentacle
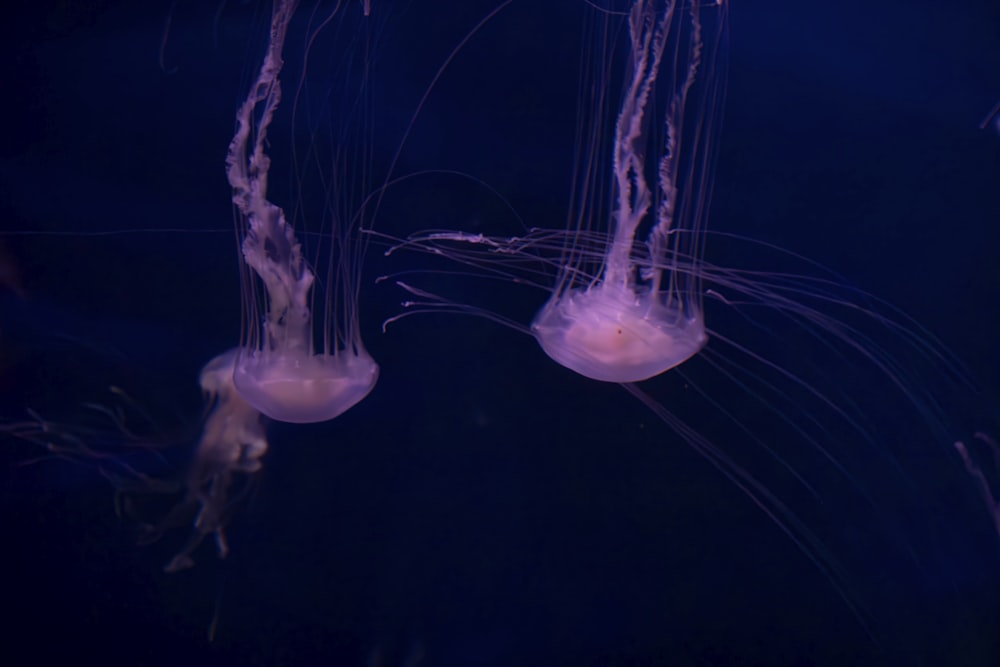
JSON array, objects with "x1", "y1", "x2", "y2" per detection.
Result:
[{"x1": 954, "y1": 433, "x2": 1000, "y2": 537}]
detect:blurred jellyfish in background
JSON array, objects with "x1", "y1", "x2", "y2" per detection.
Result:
[
  {"x1": 135, "y1": 350, "x2": 267, "y2": 573},
  {"x1": 2, "y1": 0, "x2": 1000, "y2": 665},
  {"x1": 3, "y1": 351, "x2": 265, "y2": 573}
]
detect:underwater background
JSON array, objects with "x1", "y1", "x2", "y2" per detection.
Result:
[{"x1": 2, "y1": 1, "x2": 999, "y2": 665}]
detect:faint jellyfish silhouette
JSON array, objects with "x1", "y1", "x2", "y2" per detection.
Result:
[
  {"x1": 137, "y1": 349, "x2": 267, "y2": 572},
  {"x1": 3, "y1": 350, "x2": 265, "y2": 572},
  {"x1": 955, "y1": 434, "x2": 1000, "y2": 537},
  {"x1": 226, "y1": 0, "x2": 378, "y2": 424}
]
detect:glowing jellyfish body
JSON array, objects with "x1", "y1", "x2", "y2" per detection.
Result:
[
  {"x1": 531, "y1": 0, "x2": 714, "y2": 383},
  {"x1": 226, "y1": 0, "x2": 378, "y2": 423}
]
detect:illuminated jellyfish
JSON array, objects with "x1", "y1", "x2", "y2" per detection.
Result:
[
  {"x1": 379, "y1": 0, "x2": 990, "y2": 646},
  {"x1": 387, "y1": 0, "x2": 722, "y2": 385},
  {"x1": 529, "y1": 0, "x2": 713, "y2": 383},
  {"x1": 225, "y1": 0, "x2": 378, "y2": 424}
]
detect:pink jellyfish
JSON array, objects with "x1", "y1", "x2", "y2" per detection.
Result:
[
  {"x1": 387, "y1": 0, "x2": 723, "y2": 384},
  {"x1": 225, "y1": 0, "x2": 378, "y2": 424},
  {"x1": 530, "y1": 0, "x2": 716, "y2": 383}
]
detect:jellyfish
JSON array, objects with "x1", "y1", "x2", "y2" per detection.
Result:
[
  {"x1": 529, "y1": 0, "x2": 714, "y2": 384},
  {"x1": 377, "y1": 0, "x2": 996, "y2": 650},
  {"x1": 225, "y1": 0, "x2": 378, "y2": 424},
  {"x1": 2, "y1": 349, "x2": 266, "y2": 572},
  {"x1": 135, "y1": 349, "x2": 267, "y2": 572},
  {"x1": 386, "y1": 0, "x2": 723, "y2": 388}
]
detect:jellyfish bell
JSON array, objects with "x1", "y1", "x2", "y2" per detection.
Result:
[
  {"x1": 233, "y1": 350, "x2": 378, "y2": 424},
  {"x1": 531, "y1": 276, "x2": 708, "y2": 383}
]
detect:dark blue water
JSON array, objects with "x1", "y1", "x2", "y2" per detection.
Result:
[{"x1": 2, "y1": 1, "x2": 999, "y2": 665}]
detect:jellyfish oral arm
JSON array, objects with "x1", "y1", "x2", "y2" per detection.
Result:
[
  {"x1": 605, "y1": 0, "x2": 669, "y2": 290},
  {"x1": 225, "y1": 0, "x2": 312, "y2": 359}
]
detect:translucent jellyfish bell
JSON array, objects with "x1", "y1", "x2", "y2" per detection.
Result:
[
  {"x1": 530, "y1": 1, "x2": 721, "y2": 383},
  {"x1": 532, "y1": 281, "x2": 707, "y2": 383},
  {"x1": 225, "y1": 0, "x2": 378, "y2": 423}
]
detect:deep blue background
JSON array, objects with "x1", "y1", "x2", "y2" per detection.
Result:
[{"x1": 2, "y1": 1, "x2": 999, "y2": 665}]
